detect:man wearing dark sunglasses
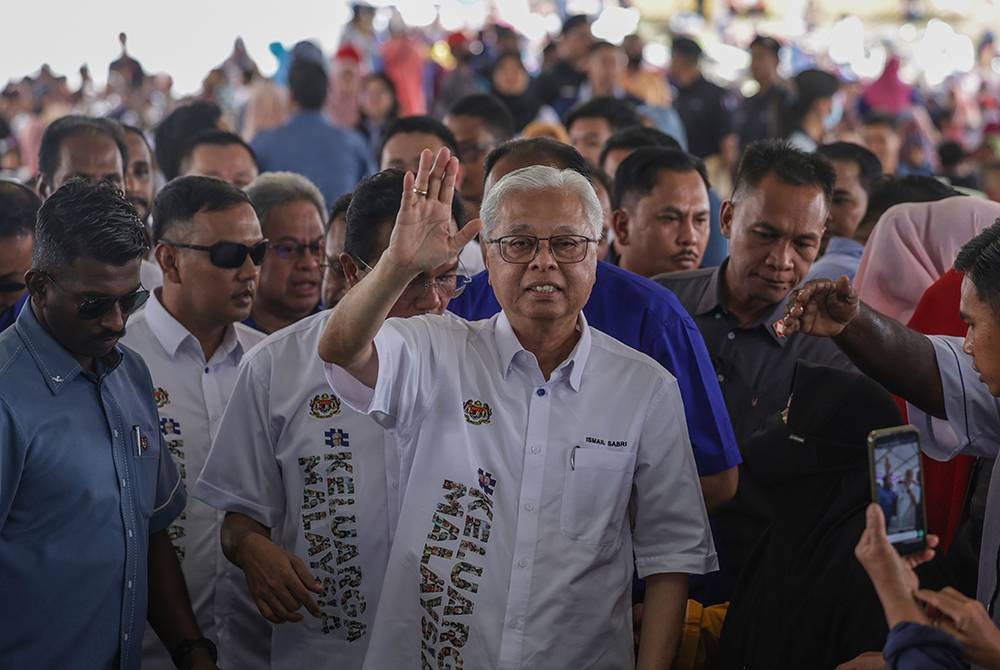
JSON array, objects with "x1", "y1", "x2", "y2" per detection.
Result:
[
  {"x1": 0, "y1": 181, "x2": 39, "y2": 333},
  {"x1": 192, "y1": 168, "x2": 467, "y2": 670},
  {"x1": 0, "y1": 180, "x2": 218, "y2": 669},
  {"x1": 244, "y1": 172, "x2": 327, "y2": 334},
  {"x1": 123, "y1": 175, "x2": 269, "y2": 668}
]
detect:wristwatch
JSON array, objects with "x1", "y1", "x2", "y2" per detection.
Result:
[{"x1": 171, "y1": 636, "x2": 218, "y2": 669}]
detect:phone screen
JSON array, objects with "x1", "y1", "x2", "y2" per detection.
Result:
[{"x1": 870, "y1": 428, "x2": 926, "y2": 550}]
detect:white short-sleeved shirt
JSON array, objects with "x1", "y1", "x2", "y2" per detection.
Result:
[
  {"x1": 122, "y1": 293, "x2": 268, "y2": 670},
  {"x1": 326, "y1": 311, "x2": 717, "y2": 670},
  {"x1": 907, "y1": 335, "x2": 1000, "y2": 630},
  {"x1": 193, "y1": 310, "x2": 394, "y2": 670}
]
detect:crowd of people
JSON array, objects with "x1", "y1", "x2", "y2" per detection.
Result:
[{"x1": 6, "y1": 5, "x2": 1000, "y2": 670}]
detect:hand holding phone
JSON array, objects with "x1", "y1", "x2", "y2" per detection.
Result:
[{"x1": 868, "y1": 425, "x2": 928, "y2": 556}]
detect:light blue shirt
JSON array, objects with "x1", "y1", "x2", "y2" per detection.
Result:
[
  {"x1": 806, "y1": 236, "x2": 865, "y2": 283},
  {"x1": 251, "y1": 111, "x2": 376, "y2": 210},
  {"x1": 0, "y1": 303, "x2": 185, "y2": 669}
]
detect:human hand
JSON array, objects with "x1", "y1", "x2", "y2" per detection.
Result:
[
  {"x1": 782, "y1": 276, "x2": 859, "y2": 337},
  {"x1": 915, "y1": 588, "x2": 1000, "y2": 669},
  {"x1": 236, "y1": 533, "x2": 324, "y2": 624},
  {"x1": 855, "y1": 504, "x2": 938, "y2": 626},
  {"x1": 383, "y1": 147, "x2": 483, "y2": 275},
  {"x1": 188, "y1": 648, "x2": 219, "y2": 670},
  {"x1": 834, "y1": 650, "x2": 885, "y2": 670}
]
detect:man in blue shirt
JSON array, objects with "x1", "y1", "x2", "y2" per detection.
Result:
[
  {"x1": 0, "y1": 181, "x2": 38, "y2": 332},
  {"x1": 0, "y1": 180, "x2": 216, "y2": 669},
  {"x1": 251, "y1": 57, "x2": 374, "y2": 209},
  {"x1": 448, "y1": 138, "x2": 741, "y2": 508}
]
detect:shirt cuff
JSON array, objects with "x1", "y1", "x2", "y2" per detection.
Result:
[
  {"x1": 634, "y1": 550, "x2": 719, "y2": 579},
  {"x1": 150, "y1": 477, "x2": 187, "y2": 534},
  {"x1": 191, "y1": 478, "x2": 282, "y2": 529}
]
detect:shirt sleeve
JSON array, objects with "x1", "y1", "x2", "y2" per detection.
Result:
[
  {"x1": 646, "y1": 313, "x2": 742, "y2": 476},
  {"x1": 632, "y1": 376, "x2": 719, "y2": 578},
  {"x1": 882, "y1": 622, "x2": 965, "y2": 670},
  {"x1": 193, "y1": 351, "x2": 287, "y2": 528},
  {"x1": 325, "y1": 316, "x2": 443, "y2": 431},
  {"x1": 150, "y1": 423, "x2": 186, "y2": 534},
  {"x1": 907, "y1": 335, "x2": 1000, "y2": 460}
]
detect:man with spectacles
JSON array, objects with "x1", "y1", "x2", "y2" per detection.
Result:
[
  {"x1": 122, "y1": 176, "x2": 269, "y2": 669},
  {"x1": 320, "y1": 149, "x2": 716, "y2": 668},
  {"x1": 0, "y1": 181, "x2": 40, "y2": 333},
  {"x1": 0, "y1": 180, "x2": 217, "y2": 669},
  {"x1": 444, "y1": 93, "x2": 515, "y2": 221},
  {"x1": 192, "y1": 168, "x2": 467, "y2": 670},
  {"x1": 322, "y1": 192, "x2": 353, "y2": 309},
  {"x1": 244, "y1": 172, "x2": 327, "y2": 334}
]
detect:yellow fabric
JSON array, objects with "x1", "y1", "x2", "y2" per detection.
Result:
[{"x1": 674, "y1": 600, "x2": 729, "y2": 670}]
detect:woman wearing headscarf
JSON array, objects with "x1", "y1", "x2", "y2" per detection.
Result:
[
  {"x1": 854, "y1": 197, "x2": 1000, "y2": 323},
  {"x1": 861, "y1": 55, "x2": 917, "y2": 118},
  {"x1": 490, "y1": 50, "x2": 557, "y2": 133}
]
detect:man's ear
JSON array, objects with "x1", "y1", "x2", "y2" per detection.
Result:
[
  {"x1": 35, "y1": 175, "x2": 50, "y2": 201},
  {"x1": 340, "y1": 252, "x2": 362, "y2": 289},
  {"x1": 611, "y1": 209, "x2": 631, "y2": 246},
  {"x1": 720, "y1": 201, "x2": 735, "y2": 240},
  {"x1": 155, "y1": 244, "x2": 181, "y2": 284},
  {"x1": 24, "y1": 269, "x2": 48, "y2": 308}
]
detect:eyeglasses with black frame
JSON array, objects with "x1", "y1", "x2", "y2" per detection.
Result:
[
  {"x1": 487, "y1": 234, "x2": 600, "y2": 264},
  {"x1": 159, "y1": 239, "x2": 269, "y2": 269},
  {"x1": 354, "y1": 256, "x2": 472, "y2": 299},
  {"x1": 42, "y1": 272, "x2": 150, "y2": 320},
  {"x1": 270, "y1": 239, "x2": 324, "y2": 261}
]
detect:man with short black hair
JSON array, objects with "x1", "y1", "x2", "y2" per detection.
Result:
[
  {"x1": 669, "y1": 37, "x2": 736, "y2": 163},
  {"x1": 244, "y1": 172, "x2": 327, "y2": 334},
  {"x1": 656, "y1": 139, "x2": 854, "y2": 601},
  {"x1": 380, "y1": 115, "x2": 459, "y2": 173},
  {"x1": 194, "y1": 168, "x2": 467, "y2": 670},
  {"x1": 122, "y1": 124, "x2": 155, "y2": 224},
  {"x1": 536, "y1": 14, "x2": 594, "y2": 117},
  {"x1": 612, "y1": 147, "x2": 712, "y2": 277},
  {"x1": 599, "y1": 125, "x2": 681, "y2": 177},
  {"x1": 154, "y1": 101, "x2": 225, "y2": 182},
  {"x1": 0, "y1": 180, "x2": 39, "y2": 331},
  {"x1": 36, "y1": 114, "x2": 128, "y2": 199},
  {"x1": 807, "y1": 142, "x2": 884, "y2": 281},
  {"x1": 179, "y1": 129, "x2": 260, "y2": 189},
  {"x1": 128, "y1": 176, "x2": 268, "y2": 669},
  {"x1": 252, "y1": 58, "x2": 374, "y2": 207},
  {"x1": 322, "y1": 192, "x2": 353, "y2": 308},
  {"x1": 862, "y1": 114, "x2": 902, "y2": 176},
  {"x1": 564, "y1": 96, "x2": 642, "y2": 168},
  {"x1": 854, "y1": 175, "x2": 962, "y2": 244},
  {"x1": 737, "y1": 36, "x2": 790, "y2": 149},
  {"x1": 444, "y1": 93, "x2": 515, "y2": 221},
  {"x1": 0, "y1": 180, "x2": 216, "y2": 669}
]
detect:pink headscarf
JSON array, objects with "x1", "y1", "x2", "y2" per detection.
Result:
[
  {"x1": 862, "y1": 56, "x2": 913, "y2": 115},
  {"x1": 855, "y1": 197, "x2": 1000, "y2": 323}
]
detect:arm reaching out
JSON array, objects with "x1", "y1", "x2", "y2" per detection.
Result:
[
  {"x1": 317, "y1": 147, "x2": 482, "y2": 388},
  {"x1": 783, "y1": 277, "x2": 945, "y2": 418}
]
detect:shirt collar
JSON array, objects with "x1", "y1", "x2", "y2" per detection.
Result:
[
  {"x1": 145, "y1": 290, "x2": 243, "y2": 363},
  {"x1": 825, "y1": 236, "x2": 865, "y2": 258},
  {"x1": 494, "y1": 310, "x2": 592, "y2": 392},
  {"x1": 15, "y1": 301, "x2": 121, "y2": 394},
  {"x1": 697, "y1": 259, "x2": 793, "y2": 346}
]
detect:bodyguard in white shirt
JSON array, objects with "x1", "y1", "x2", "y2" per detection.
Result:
[
  {"x1": 320, "y1": 148, "x2": 717, "y2": 669},
  {"x1": 192, "y1": 168, "x2": 470, "y2": 669},
  {"x1": 123, "y1": 176, "x2": 270, "y2": 669}
]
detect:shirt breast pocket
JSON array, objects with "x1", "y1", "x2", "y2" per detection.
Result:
[
  {"x1": 560, "y1": 447, "x2": 637, "y2": 546},
  {"x1": 130, "y1": 423, "x2": 161, "y2": 518}
]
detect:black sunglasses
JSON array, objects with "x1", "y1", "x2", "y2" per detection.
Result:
[
  {"x1": 160, "y1": 239, "x2": 269, "y2": 269},
  {"x1": 43, "y1": 273, "x2": 150, "y2": 320}
]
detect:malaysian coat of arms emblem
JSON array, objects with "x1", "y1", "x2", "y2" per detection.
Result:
[
  {"x1": 463, "y1": 399, "x2": 492, "y2": 425},
  {"x1": 309, "y1": 393, "x2": 342, "y2": 419}
]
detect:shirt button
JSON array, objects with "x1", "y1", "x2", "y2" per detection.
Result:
[
  {"x1": 525, "y1": 503, "x2": 535, "y2": 512},
  {"x1": 113, "y1": 429, "x2": 119, "y2": 438},
  {"x1": 121, "y1": 478, "x2": 126, "y2": 488},
  {"x1": 530, "y1": 446, "x2": 541, "y2": 455},
  {"x1": 127, "y1": 580, "x2": 133, "y2": 589},
  {"x1": 204, "y1": 367, "x2": 210, "y2": 374},
  {"x1": 127, "y1": 529, "x2": 134, "y2": 538},
  {"x1": 717, "y1": 374, "x2": 725, "y2": 383},
  {"x1": 714, "y1": 313, "x2": 722, "y2": 320},
  {"x1": 727, "y1": 331, "x2": 736, "y2": 340},
  {"x1": 536, "y1": 388, "x2": 546, "y2": 397},
  {"x1": 517, "y1": 559, "x2": 528, "y2": 568},
  {"x1": 123, "y1": 633, "x2": 129, "y2": 642}
]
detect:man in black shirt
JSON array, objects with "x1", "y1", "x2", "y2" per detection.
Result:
[
  {"x1": 536, "y1": 14, "x2": 594, "y2": 118},
  {"x1": 668, "y1": 37, "x2": 737, "y2": 164},
  {"x1": 737, "y1": 36, "x2": 791, "y2": 150}
]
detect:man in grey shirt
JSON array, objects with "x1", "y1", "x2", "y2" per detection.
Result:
[{"x1": 785, "y1": 220, "x2": 1000, "y2": 663}]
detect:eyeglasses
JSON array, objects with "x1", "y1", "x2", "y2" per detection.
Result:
[
  {"x1": 270, "y1": 240, "x2": 323, "y2": 260},
  {"x1": 487, "y1": 234, "x2": 599, "y2": 264},
  {"x1": 0, "y1": 280, "x2": 26, "y2": 293},
  {"x1": 160, "y1": 239, "x2": 269, "y2": 269},
  {"x1": 42, "y1": 273, "x2": 150, "y2": 320},
  {"x1": 355, "y1": 257, "x2": 471, "y2": 299}
]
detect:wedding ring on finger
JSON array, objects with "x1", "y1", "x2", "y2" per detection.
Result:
[{"x1": 413, "y1": 187, "x2": 429, "y2": 197}]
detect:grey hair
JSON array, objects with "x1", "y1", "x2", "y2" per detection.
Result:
[
  {"x1": 480, "y1": 165, "x2": 602, "y2": 240},
  {"x1": 244, "y1": 172, "x2": 327, "y2": 233}
]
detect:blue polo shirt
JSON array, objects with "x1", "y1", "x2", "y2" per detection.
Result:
[
  {"x1": 448, "y1": 261, "x2": 741, "y2": 476},
  {"x1": 0, "y1": 304, "x2": 185, "y2": 669},
  {"x1": 251, "y1": 111, "x2": 376, "y2": 209}
]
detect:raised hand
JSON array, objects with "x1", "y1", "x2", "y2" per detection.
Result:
[
  {"x1": 383, "y1": 147, "x2": 483, "y2": 274},
  {"x1": 783, "y1": 275, "x2": 860, "y2": 337}
]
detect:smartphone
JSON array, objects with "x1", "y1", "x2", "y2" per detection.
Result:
[{"x1": 868, "y1": 425, "x2": 928, "y2": 555}]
